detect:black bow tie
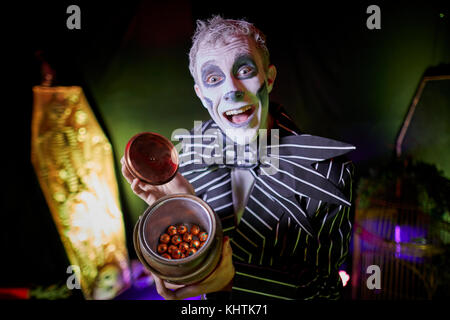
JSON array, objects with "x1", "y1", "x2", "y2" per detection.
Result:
[{"x1": 176, "y1": 119, "x2": 355, "y2": 207}]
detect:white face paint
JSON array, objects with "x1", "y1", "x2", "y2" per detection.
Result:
[{"x1": 194, "y1": 36, "x2": 271, "y2": 145}]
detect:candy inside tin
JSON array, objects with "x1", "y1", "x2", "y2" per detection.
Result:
[{"x1": 157, "y1": 223, "x2": 208, "y2": 260}]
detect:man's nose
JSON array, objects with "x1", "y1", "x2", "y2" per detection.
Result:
[{"x1": 223, "y1": 90, "x2": 244, "y2": 102}]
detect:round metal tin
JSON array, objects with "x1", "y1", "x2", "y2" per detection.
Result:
[{"x1": 133, "y1": 194, "x2": 223, "y2": 285}]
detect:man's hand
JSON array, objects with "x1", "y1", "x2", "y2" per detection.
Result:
[
  {"x1": 153, "y1": 236, "x2": 234, "y2": 300},
  {"x1": 121, "y1": 156, "x2": 195, "y2": 206}
]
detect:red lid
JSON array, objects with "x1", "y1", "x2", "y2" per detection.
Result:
[{"x1": 124, "y1": 132, "x2": 179, "y2": 185}]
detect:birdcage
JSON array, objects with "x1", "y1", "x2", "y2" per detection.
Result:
[
  {"x1": 352, "y1": 193, "x2": 449, "y2": 300},
  {"x1": 352, "y1": 71, "x2": 450, "y2": 300}
]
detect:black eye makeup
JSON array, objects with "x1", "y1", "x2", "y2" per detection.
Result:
[
  {"x1": 232, "y1": 54, "x2": 258, "y2": 79},
  {"x1": 201, "y1": 63, "x2": 226, "y2": 87}
]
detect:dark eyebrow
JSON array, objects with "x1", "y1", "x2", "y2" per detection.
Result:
[
  {"x1": 233, "y1": 53, "x2": 256, "y2": 65},
  {"x1": 200, "y1": 61, "x2": 225, "y2": 87},
  {"x1": 201, "y1": 63, "x2": 223, "y2": 78},
  {"x1": 200, "y1": 59, "x2": 216, "y2": 71},
  {"x1": 232, "y1": 53, "x2": 258, "y2": 77}
]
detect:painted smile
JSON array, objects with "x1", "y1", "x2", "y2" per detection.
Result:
[{"x1": 222, "y1": 104, "x2": 256, "y2": 126}]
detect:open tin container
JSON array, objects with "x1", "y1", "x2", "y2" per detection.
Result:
[{"x1": 134, "y1": 194, "x2": 223, "y2": 285}]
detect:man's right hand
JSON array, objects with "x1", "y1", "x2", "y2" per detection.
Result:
[{"x1": 120, "y1": 156, "x2": 195, "y2": 206}]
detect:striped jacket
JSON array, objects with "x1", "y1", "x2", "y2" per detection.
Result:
[{"x1": 177, "y1": 103, "x2": 354, "y2": 300}]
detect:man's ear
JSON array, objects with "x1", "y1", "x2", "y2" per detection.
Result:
[
  {"x1": 266, "y1": 64, "x2": 277, "y2": 94},
  {"x1": 194, "y1": 83, "x2": 203, "y2": 100},
  {"x1": 194, "y1": 84, "x2": 210, "y2": 109}
]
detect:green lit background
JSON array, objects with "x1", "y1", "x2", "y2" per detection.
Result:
[{"x1": 72, "y1": 1, "x2": 449, "y2": 224}]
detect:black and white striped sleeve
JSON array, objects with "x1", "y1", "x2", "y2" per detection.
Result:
[{"x1": 303, "y1": 158, "x2": 354, "y2": 299}]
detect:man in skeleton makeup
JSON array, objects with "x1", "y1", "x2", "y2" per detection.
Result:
[{"x1": 121, "y1": 16, "x2": 355, "y2": 300}]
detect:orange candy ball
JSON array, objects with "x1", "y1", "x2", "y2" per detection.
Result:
[
  {"x1": 167, "y1": 225, "x2": 177, "y2": 236},
  {"x1": 177, "y1": 225, "x2": 188, "y2": 234},
  {"x1": 191, "y1": 240, "x2": 200, "y2": 249},
  {"x1": 171, "y1": 234, "x2": 182, "y2": 245},
  {"x1": 171, "y1": 248, "x2": 182, "y2": 259},
  {"x1": 157, "y1": 243, "x2": 168, "y2": 254},
  {"x1": 167, "y1": 244, "x2": 178, "y2": 255},
  {"x1": 190, "y1": 225, "x2": 200, "y2": 236},
  {"x1": 198, "y1": 232, "x2": 208, "y2": 242},
  {"x1": 183, "y1": 233, "x2": 192, "y2": 243},
  {"x1": 187, "y1": 248, "x2": 197, "y2": 256},
  {"x1": 159, "y1": 233, "x2": 170, "y2": 244},
  {"x1": 179, "y1": 242, "x2": 190, "y2": 253}
]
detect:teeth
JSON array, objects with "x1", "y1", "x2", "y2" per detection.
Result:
[{"x1": 225, "y1": 105, "x2": 252, "y2": 116}]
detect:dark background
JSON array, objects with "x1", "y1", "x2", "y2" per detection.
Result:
[{"x1": 1, "y1": 0, "x2": 449, "y2": 296}]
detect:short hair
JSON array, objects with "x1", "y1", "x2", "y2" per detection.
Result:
[{"x1": 188, "y1": 15, "x2": 270, "y2": 82}]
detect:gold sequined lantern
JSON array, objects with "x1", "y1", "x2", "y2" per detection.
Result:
[{"x1": 31, "y1": 86, "x2": 131, "y2": 300}]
